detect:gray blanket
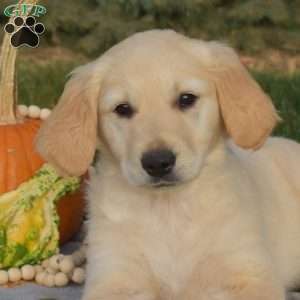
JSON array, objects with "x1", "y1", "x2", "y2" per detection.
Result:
[{"x1": 0, "y1": 283, "x2": 83, "y2": 300}]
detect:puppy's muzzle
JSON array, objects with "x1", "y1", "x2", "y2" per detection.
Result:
[{"x1": 141, "y1": 149, "x2": 176, "y2": 178}]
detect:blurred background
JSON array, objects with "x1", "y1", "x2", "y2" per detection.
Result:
[{"x1": 0, "y1": 0, "x2": 300, "y2": 139}]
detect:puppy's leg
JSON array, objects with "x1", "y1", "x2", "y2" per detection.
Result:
[
  {"x1": 82, "y1": 257, "x2": 161, "y2": 300},
  {"x1": 178, "y1": 255, "x2": 285, "y2": 300},
  {"x1": 82, "y1": 237, "x2": 160, "y2": 300}
]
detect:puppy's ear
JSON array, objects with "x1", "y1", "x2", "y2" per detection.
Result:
[
  {"x1": 36, "y1": 63, "x2": 102, "y2": 176},
  {"x1": 199, "y1": 42, "x2": 280, "y2": 149}
]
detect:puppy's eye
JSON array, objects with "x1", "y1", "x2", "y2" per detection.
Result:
[
  {"x1": 114, "y1": 103, "x2": 135, "y2": 118},
  {"x1": 177, "y1": 93, "x2": 198, "y2": 110}
]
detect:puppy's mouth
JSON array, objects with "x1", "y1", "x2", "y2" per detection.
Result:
[{"x1": 149, "y1": 174, "x2": 179, "y2": 188}]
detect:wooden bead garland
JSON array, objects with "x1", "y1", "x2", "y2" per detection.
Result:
[
  {"x1": 0, "y1": 244, "x2": 86, "y2": 287},
  {"x1": 17, "y1": 104, "x2": 51, "y2": 120}
]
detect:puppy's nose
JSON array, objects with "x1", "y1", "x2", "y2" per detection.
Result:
[{"x1": 141, "y1": 149, "x2": 176, "y2": 178}]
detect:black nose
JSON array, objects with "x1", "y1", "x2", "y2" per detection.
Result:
[{"x1": 141, "y1": 149, "x2": 176, "y2": 178}]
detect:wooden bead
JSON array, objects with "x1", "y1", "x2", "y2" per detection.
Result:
[
  {"x1": 54, "y1": 272, "x2": 69, "y2": 287},
  {"x1": 35, "y1": 271, "x2": 47, "y2": 285},
  {"x1": 40, "y1": 108, "x2": 51, "y2": 120},
  {"x1": 44, "y1": 274, "x2": 55, "y2": 287},
  {"x1": 21, "y1": 265, "x2": 35, "y2": 281},
  {"x1": 46, "y1": 267, "x2": 58, "y2": 275},
  {"x1": 28, "y1": 105, "x2": 41, "y2": 119},
  {"x1": 71, "y1": 267, "x2": 85, "y2": 284},
  {"x1": 59, "y1": 256, "x2": 74, "y2": 274},
  {"x1": 49, "y1": 254, "x2": 62, "y2": 270},
  {"x1": 34, "y1": 265, "x2": 43, "y2": 274},
  {"x1": 18, "y1": 105, "x2": 28, "y2": 116},
  {"x1": 0, "y1": 270, "x2": 9, "y2": 285},
  {"x1": 8, "y1": 268, "x2": 22, "y2": 282}
]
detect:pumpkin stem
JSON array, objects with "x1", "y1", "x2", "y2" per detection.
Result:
[{"x1": 0, "y1": 0, "x2": 39, "y2": 124}]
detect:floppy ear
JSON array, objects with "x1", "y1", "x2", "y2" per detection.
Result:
[
  {"x1": 202, "y1": 43, "x2": 280, "y2": 149},
  {"x1": 36, "y1": 63, "x2": 102, "y2": 176}
]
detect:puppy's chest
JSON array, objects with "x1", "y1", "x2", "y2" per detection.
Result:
[
  {"x1": 95, "y1": 181, "x2": 244, "y2": 292},
  {"x1": 137, "y1": 200, "x2": 219, "y2": 292},
  {"x1": 99, "y1": 192, "x2": 216, "y2": 290}
]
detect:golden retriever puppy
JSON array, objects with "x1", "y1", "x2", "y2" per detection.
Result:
[{"x1": 36, "y1": 30, "x2": 300, "y2": 300}]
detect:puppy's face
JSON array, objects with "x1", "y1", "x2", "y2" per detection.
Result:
[
  {"x1": 99, "y1": 53, "x2": 220, "y2": 187},
  {"x1": 36, "y1": 30, "x2": 279, "y2": 185}
]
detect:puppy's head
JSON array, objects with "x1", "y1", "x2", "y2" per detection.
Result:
[{"x1": 36, "y1": 30, "x2": 279, "y2": 187}]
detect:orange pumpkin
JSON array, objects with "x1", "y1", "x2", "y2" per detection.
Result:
[
  {"x1": 0, "y1": 118, "x2": 44, "y2": 194},
  {"x1": 0, "y1": 0, "x2": 85, "y2": 245}
]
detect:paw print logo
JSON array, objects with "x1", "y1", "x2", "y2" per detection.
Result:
[{"x1": 4, "y1": 16, "x2": 45, "y2": 48}]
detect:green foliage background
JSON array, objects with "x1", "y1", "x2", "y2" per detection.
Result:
[{"x1": 1, "y1": 0, "x2": 299, "y2": 57}]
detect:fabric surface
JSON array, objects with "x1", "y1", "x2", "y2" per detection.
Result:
[{"x1": 0, "y1": 283, "x2": 83, "y2": 300}]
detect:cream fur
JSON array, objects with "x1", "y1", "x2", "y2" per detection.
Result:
[{"x1": 36, "y1": 30, "x2": 300, "y2": 300}]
